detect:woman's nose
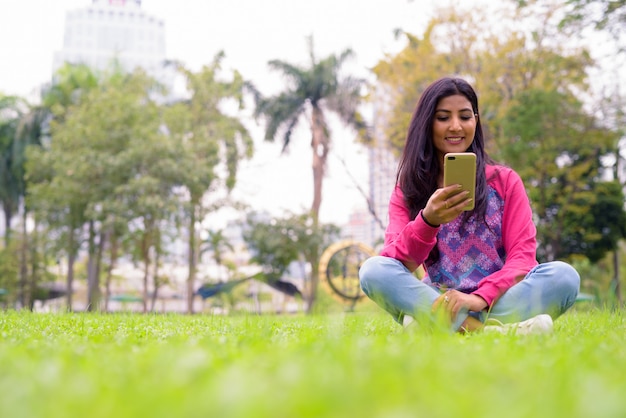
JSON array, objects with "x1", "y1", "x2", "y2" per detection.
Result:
[{"x1": 450, "y1": 117, "x2": 462, "y2": 131}]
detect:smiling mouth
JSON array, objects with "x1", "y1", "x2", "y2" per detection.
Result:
[{"x1": 446, "y1": 137, "x2": 464, "y2": 143}]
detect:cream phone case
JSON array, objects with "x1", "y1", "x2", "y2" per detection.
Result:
[{"x1": 443, "y1": 152, "x2": 476, "y2": 211}]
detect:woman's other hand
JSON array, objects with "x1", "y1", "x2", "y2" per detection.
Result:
[{"x1": 432, "y1": 290, "x2": 488, "y2": 320}]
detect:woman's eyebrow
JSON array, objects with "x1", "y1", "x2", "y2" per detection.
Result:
[{"x1": 435, "y1": 108, "x2": 473, "y2": 113}]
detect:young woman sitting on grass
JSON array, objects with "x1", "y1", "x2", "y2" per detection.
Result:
[{"x1": 359, "y1": 77, "x2": 580, "y2": 334}]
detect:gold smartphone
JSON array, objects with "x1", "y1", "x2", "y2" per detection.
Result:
[{"x1": 443, "y1": 152, "x2": 476, "y2": 211}]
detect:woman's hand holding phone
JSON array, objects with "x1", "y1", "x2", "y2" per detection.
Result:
[{"x1": 421, "y1": 184, "x2": 472, "y2": 227}]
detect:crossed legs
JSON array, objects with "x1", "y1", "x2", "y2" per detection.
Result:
[{"x1": 359, "y1": 256, "x2": 580, "y2": 332}]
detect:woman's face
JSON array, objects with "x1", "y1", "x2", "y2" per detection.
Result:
[{"x1": 432, "y1": 94, "x2": 477, "y2": 166}]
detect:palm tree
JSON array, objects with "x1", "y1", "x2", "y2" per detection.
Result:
[
  {"x1": 255, "y1": 36, "x2": 368, "y2": 224},
  {"x1": 254, "y1": 36, "x2": 368, "y2": 311},
  {"x1": 201, "y1": 228, "x2": 234, "y2": 281}
]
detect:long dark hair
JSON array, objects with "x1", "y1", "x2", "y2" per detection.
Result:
[{"x1": 396, "y1": 77, "x2": 493, "y2": 221}]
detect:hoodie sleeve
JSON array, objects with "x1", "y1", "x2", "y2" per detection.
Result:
[
  {"x1": 472, "y1": 167, "x2": 538, "y2": 306},
  {"x1": 380, "y1": 186, "x2": 439, "y2": 272}
]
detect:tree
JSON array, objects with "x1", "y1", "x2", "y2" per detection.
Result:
[
  {"x1": 503, "y1": 89, "x2": 624, "y2": 262},
  {"x1": 0, "y1": 93, "x2": 52, "y2": 309},
  {"x1": 242, "y1": 211, "x2": 340, "y2": 312},
  {"x1": 555, "y1": 0, "x2": 626, "y2": 306},
  {"x1": 560, "y1": 181, "x2": 626, "y2": 263},
  {"x1": 110, "y1": 80, "x2": 182, "y2": 313},
  {"x1": 200, "y1": 228, "x2": 234, "y2": 281},
  {"x1": 243, "y1": 213, "x2": 301, "y2": 282},
  {"x1": 25, "y1": 63, "x2": 100, "y2": 311},
  {"x1": 254, "y1": 37, "x2": 368, "y2": 311},
  {"x1": 165, "y1": 53, "x2": 253, "y2": 314},
  {"x1": 255, "y1": 37, "x2": 368, "y2": 223},
  {"x1": 27, "y1": 68, "x2": 172, "y2": 311},
  {"x1": 373, "y1": 3, "x2": 592, "y2": 154}
]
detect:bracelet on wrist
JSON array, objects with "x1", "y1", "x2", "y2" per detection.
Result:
[{"x1": 421, "y1": 211, "x2": 440, "y2": 228}]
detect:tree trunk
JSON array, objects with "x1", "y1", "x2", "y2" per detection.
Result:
[
  {"x1": 612, "y1": 248, "x2": 622, "y2": 308},
  {"x1": 104, "y1": 231, "x2": 117, "y2": 313},
  {"x1": 612, "y1": 149, "x2": 623, "y2": 309},
  {"x1": 141, "y1": 220, "x2": 153, "y2": 314},
  {"x1": 18, "y1": 209, "x2": 29, "y2": 310},
  {"x1": 29, "y1": 219, "x2": 40, "y2": 311},
  {"x1": 66, "y1": 229, "x2": 76, "y2": 311},
  {"x1": 150, "y1": 238, "x2": 161, "y2": 312},
  {"x1": 2, "y1": 203, "x2": 12, "y2": 248},
  {"x1": 86, "y1": 220, "x2": 100, "y2": 311},
  {"x1": 310, "y1": 106, "x2": 329, "y2": 223},
  {"x1": 95, "y1": 230, "x2": 106, "y2": 309},
  {"x1": 307, "y1": 106, "x2": 329, "y2": 313},
  {"x1": 187, "y1": 203, "x2": 197, "y2": 314},
  {"x1": 142, "y1": 255, "x2": 150, "y2": 314},
  {"x1": 306, "y1": 249, "x2": 320, "y2": 314}
]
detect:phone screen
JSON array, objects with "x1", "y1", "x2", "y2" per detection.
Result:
[{"x1": 443, "y1": 152, "x2": 476, "y2": 211}]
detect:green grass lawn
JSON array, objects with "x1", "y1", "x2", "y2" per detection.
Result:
[{"x1": 0, "y1": 307, "x2": 624, "y2": 418}]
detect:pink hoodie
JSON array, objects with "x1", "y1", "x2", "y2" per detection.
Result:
[{"x1": 381, "y1": 165, "x2": 538, "y2": 306}]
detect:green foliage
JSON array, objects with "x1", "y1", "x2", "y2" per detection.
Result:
[
  {"x1": 561, "y1": 181, "x2": 626, "y2": 262},
  {"x1": 571, "y1": 255, "x2": 615, "y2": 302},
  {"x1": 166, "y1": 54, "x2": 254, "y2": 312},
  {"x1": 0, "y1": 241, "x2": 19, "y2": 305},
  {"x1": 22, "y1": 57, "x2": 254, "y2": 312},
  {"x1": 169, "y1": 53, "x2": 254, "y2": 200},
  {"x1": 200, "y1": 228, "x2": 234, "y2": 268},
  {"x1": 0, "y1": 311, "x2": 625, "y2": 418},
  {"x1": 43, "y1": 63, "x2": 100, "y2": 118},
  {"x1": 242, "y1": 211, "x2": 341, "y2": 280},
  {"x1": 243, "y1": 214, "x2": 300, "y2": 279},
  {"x1": 502, "y1": 89, "x2": 624, "y2": 261},
  {"x1": 26, "y1": 67, "x2": 172, "y2": 309},
  {"x1": 22, "y1": 64, "x2": 102, "y2": 308}
]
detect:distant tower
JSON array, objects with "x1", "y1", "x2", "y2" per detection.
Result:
[
  {"x1": 52, "y1": 0, "x2": 170, "y2": 89},
  {"x1": 367, "y1": 85, "x2": 398, "y2": 248}
]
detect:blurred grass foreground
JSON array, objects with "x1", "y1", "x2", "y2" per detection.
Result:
[{"x1": 0, "y1": 309, "x2": 624, "y2": 418}]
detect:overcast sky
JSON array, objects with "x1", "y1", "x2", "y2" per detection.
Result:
[{"x1": 1, "y1": 0, "x2": 437, "y2": 96}]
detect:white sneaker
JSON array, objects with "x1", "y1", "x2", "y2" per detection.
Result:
[
  {"x1": 402, "y1": 315, "x2": 415, "y2": 328},
  {"x1": 483, "y1": 314, "x2": 553, "y2": 335}
]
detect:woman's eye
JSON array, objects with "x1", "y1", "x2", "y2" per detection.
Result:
[{"x1": 436, "y1": 116, "x2": 449, "y2": 121}]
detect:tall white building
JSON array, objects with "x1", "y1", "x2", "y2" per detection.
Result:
[
  {"x1": 52, "y1": 0, "x2": 171, "y2": 90},
  {"x1": 366, "y1": 86, "x2": 398, "y2": 248},
  {"x1": 341, "y1": 208, "x2": 374, "y2": 246},
  {"x1": 341, "y1": 85, "x2": 398, "y2": 250}
]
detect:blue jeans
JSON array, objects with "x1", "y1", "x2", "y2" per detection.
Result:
[{"x1": 359, "y1": 256, "x2": 580, "y2": 331}]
